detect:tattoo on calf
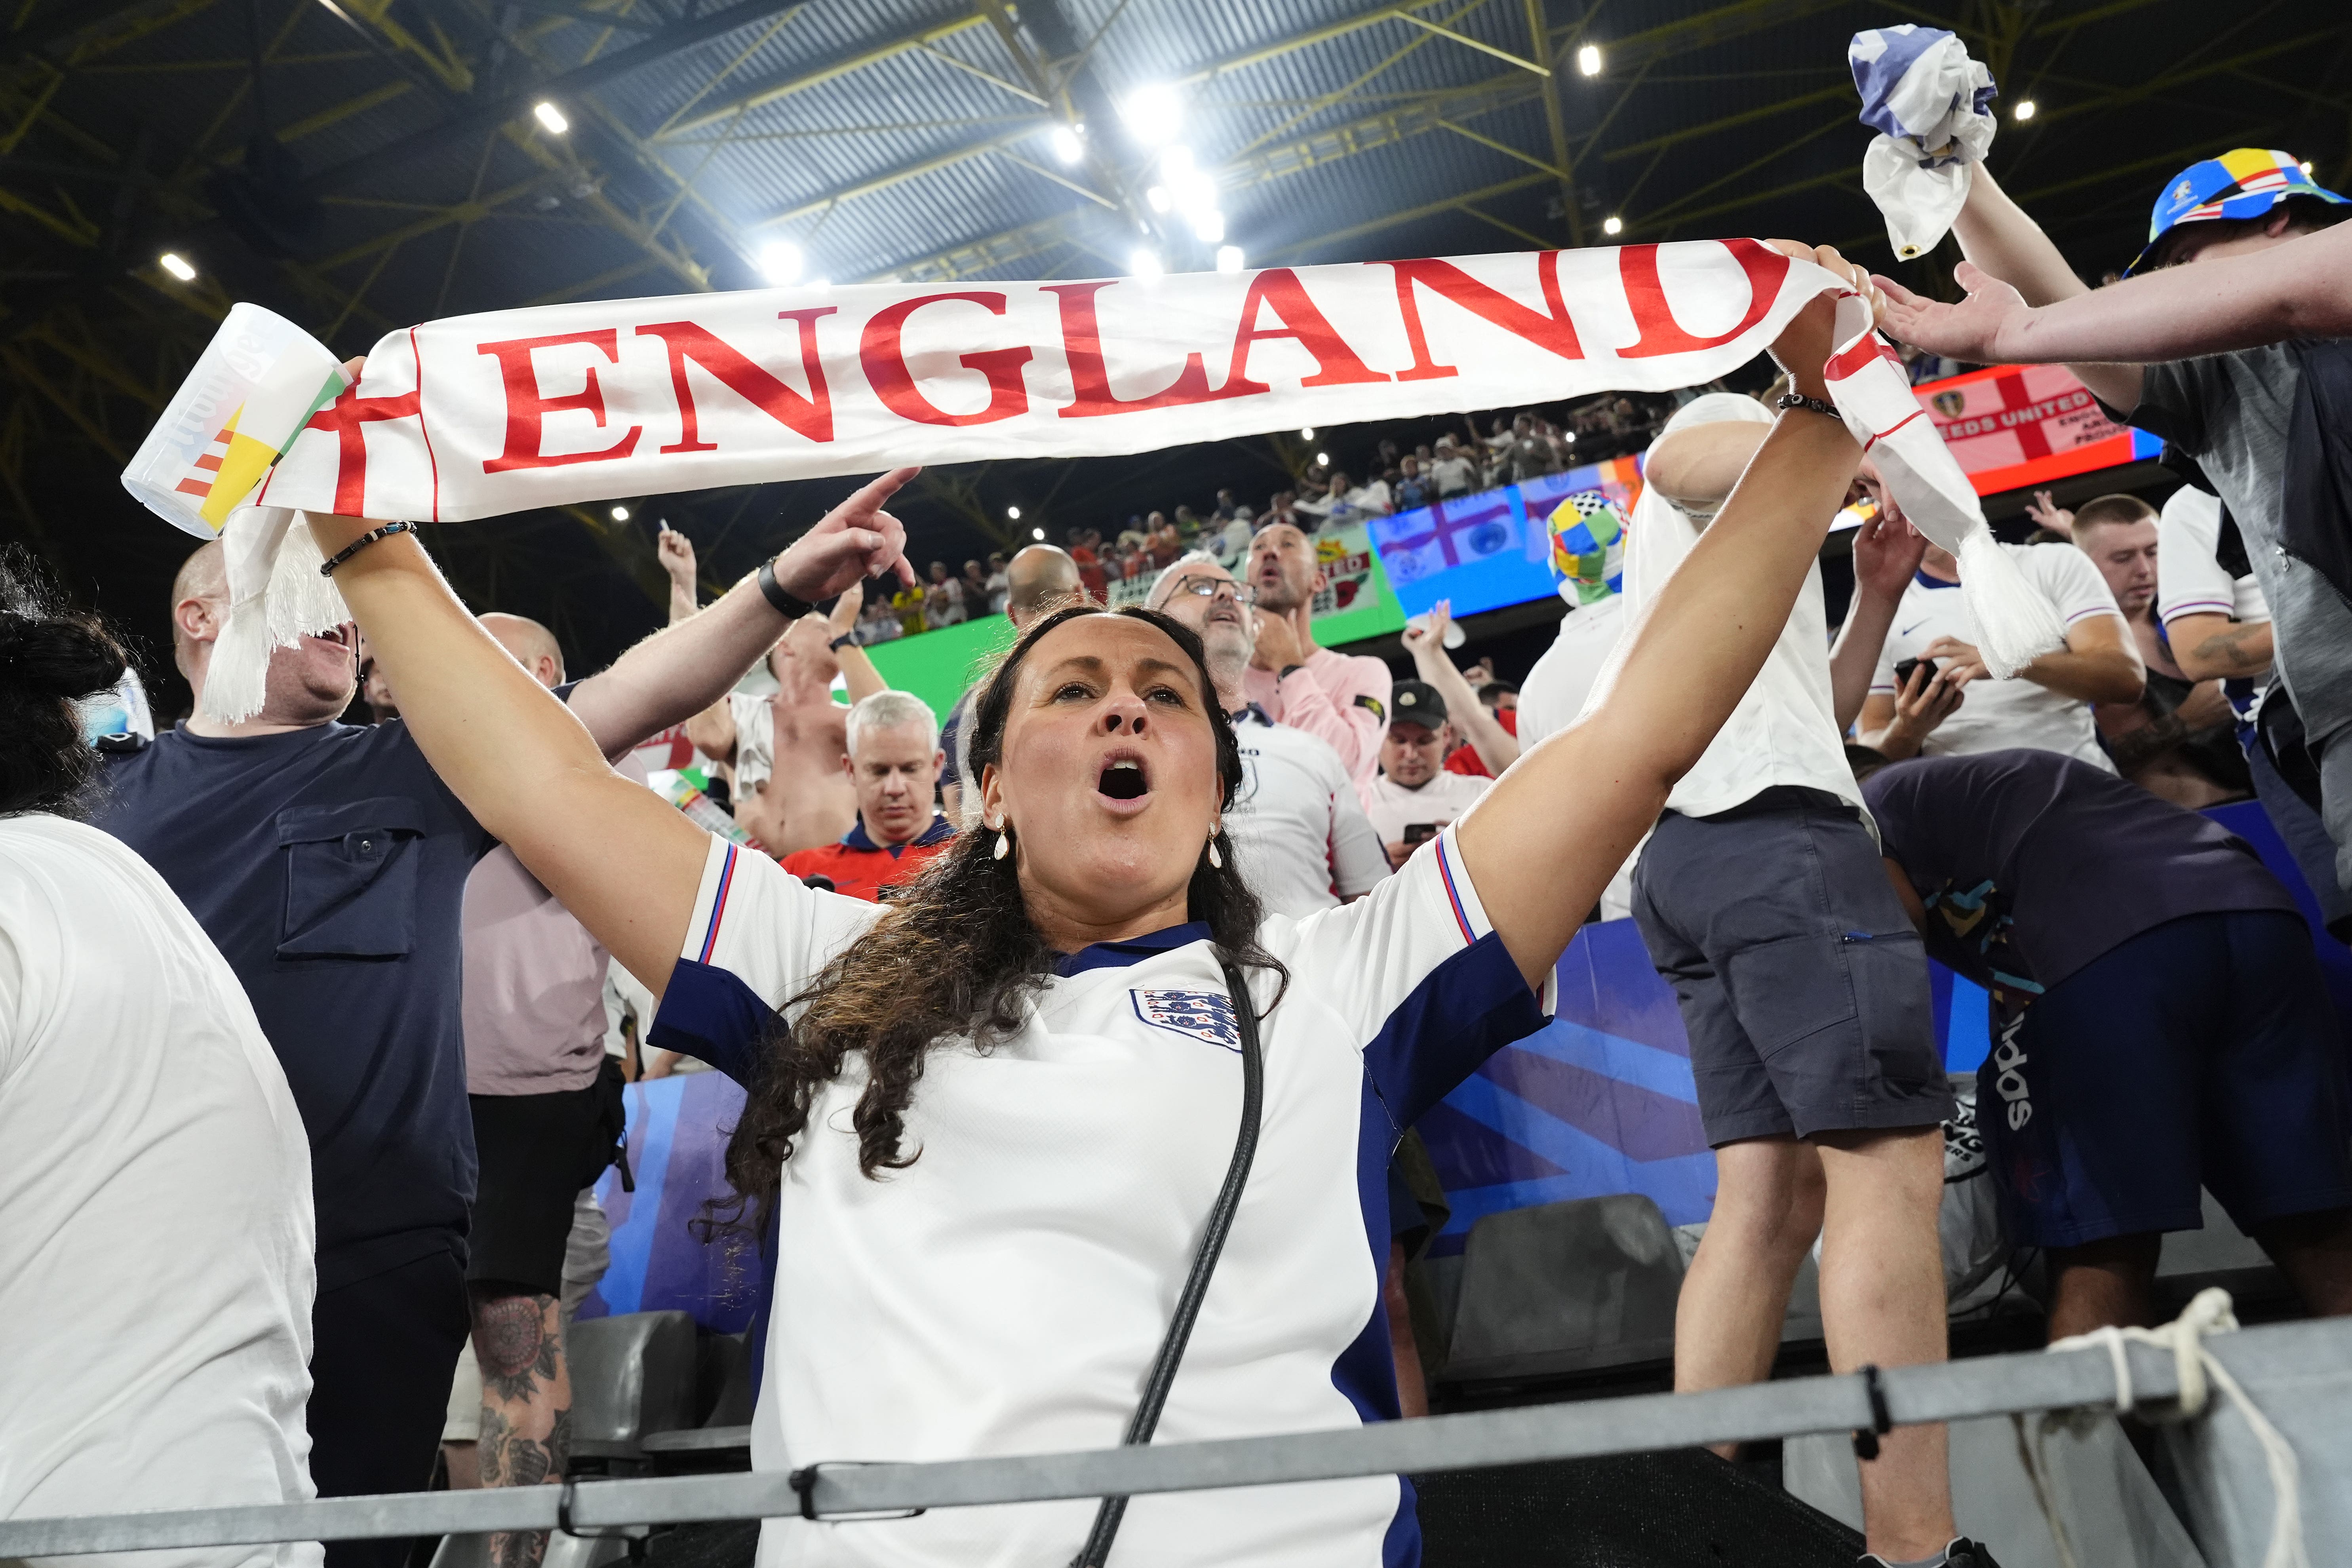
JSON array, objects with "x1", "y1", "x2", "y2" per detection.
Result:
[{"x1": 476, "y1": 1294, "x2": 561, "y2": 1402}]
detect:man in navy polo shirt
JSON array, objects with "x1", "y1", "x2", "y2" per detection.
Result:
[
  {"x1": 95, "y1": 479, "x2": 905, "y2": 1568},
  {"x1": 1861, "y1": 747, "x2": 2352, "y2": 1339},
  {"x1": 781, "y1": 690, "x2": 954, "y2": 902}
]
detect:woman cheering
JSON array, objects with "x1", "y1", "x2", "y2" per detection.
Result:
[{"x1": 316, "y1": 253, "x2": 1867, "y2": 1568}]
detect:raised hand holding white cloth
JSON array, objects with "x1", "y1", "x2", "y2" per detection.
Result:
[{"x1": 1850, "y1": 25, "x2": 1999, "y2": 260}]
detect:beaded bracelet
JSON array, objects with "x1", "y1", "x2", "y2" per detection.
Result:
[
  {"x1": 318, "y1": 521, "x2": 417, "y2": 576},
  {"x1": 1773, "y1": 391, "x2": 1842, "y2": 421}
]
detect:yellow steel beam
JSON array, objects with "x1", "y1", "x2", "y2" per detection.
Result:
[
  {"x1": 315, "y1": 0, "x2": 476, "y2": 92},
  {"x1": 0, "y1": 184, "x2": 100, "y2": 246},
  {"x1": 1564, "y1": 0, "x2": 1853, "y2": 73},
  {"x1": 311, "y1": 175, "x2": 550, "y2": 272},
  {"x1": 1435, "y1": 116, "x2": 1564, "y2": 179},
  {"x1": 1524, "y1": 0, "x2": 1582, "y2": 246},
  {"x1": 1234, "y1": 0, "x2": 1492, "y2": 160},
  {"x1": 649, "y1": 5, "x2": 807, "y2": 138},
  {"x1": 497, "y1": 124, "x2": 713, "y2": 291},
  {"x1": 1392, "y1": 10, "x2": 1547, "y2": 76},
  {"x1": 1602, "y1": 82, "x2": 1851, "y2": 161},
  {"x1": 1459, "y1": 201, "x2": 1552, "y2": 250},
  {"x1": 657, "y1": 11, "x2": 991, "y2": 141},
  {"x1": 1267, "y1": 171, "x2": 1549, "y2": 260},
  {"x1": 0, "y1": 342, "x2": 127, "y2": 462},
  {"x1": 757, "y1": 121, "x2": 1046, "y2": 228}
]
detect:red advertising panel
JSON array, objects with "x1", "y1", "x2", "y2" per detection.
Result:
[{"x1": 1911, "y1": 363, "x2": 2153, "y2": 497}]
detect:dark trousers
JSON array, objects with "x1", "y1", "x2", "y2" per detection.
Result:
[{"x1": 309, "y1": 1247, "x2": 471, "y2": 1568}]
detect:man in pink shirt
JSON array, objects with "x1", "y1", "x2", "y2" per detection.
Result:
[{"x1": 1239, "y1": 521, "x2": 1393, "y2": 790}]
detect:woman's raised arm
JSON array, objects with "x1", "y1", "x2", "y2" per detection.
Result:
[
  {"x1": 1456, "y1": 251, "x2": 1867, "y2": 990},
  {"x1": 310, "y1": 468, "x2": 918, "y2": 996}
]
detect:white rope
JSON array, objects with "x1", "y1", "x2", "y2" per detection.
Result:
[{"x1": 2012, "y1": 1288, "x2": 2304, "y2": 1568}]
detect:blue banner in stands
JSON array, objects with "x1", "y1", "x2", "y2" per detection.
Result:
[{"x1": 576, "y1": 1070, "x2": 757, "y2": 1333}]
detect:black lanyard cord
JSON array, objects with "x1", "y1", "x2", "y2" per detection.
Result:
[{"x1": 1069, "y1": 952, "x2": 1267, "y2": 1568}]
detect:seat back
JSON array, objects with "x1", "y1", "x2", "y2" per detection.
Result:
[
  {"x1": 569, "y1": 1310, "x2": 699, "y2": 1459},
  {"x1": 1442, "y1": 1194, "x2": 1684, "y2": 1384}
]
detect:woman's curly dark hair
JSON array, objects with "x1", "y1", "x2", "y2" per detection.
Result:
[
  {"x1": 713, "y1": 603, "x2": 1288, "y2": 1224},
  {"x1": 0, "y1": 547, "x2": 129, "y2": 818}
]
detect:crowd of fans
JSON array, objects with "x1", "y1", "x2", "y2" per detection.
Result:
[
  {"x1": 847, "y1": 395, "x2": 1674, "y2": 641},
  {"x1": 5, "y1": 143, "x2": 2352, "y2": 1568}
]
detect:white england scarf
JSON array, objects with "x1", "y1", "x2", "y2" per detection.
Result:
[{"x1": 123, "y1": 242, "x2": 2061, "y2": 720}]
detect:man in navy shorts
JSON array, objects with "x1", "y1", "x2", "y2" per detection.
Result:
[
  {"x1": 1860, "y1": 747, "x2": 2352, "y2": 1338},
  {"x1": 1624, "y1": 394, "x2": 1982, "y2": 1568}
]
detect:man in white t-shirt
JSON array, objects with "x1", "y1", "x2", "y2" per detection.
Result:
[
  {"x1": 2158, "y1": 485, "x2": 2272, "y2": 682},
  {"x1": 1858, "y1": 467, "x2": 2144, "y2": 767},
  {"x1": 1361, "y1": 681, "x2": 1492, "y2": 868},
  {"x1": 2067, "y1": 495, "x2": 2248, "y2": 807},
  {"x1": 1617, "y1": 393, "x2": 1961, "y2": 1556},
  {"x1": 1147, "y1": 553, "x2": 1387, "y2": 918}
]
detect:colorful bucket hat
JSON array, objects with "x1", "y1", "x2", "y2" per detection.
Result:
[
  {"x1": 1547, "y1": 490, "x2": 1626, "y2": 606},
  {"x1": 2126, "y1": 148, "x2": 2348, "y2": 276}
]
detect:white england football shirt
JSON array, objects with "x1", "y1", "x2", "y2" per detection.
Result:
[
  {"x1": 1227, "y1": 707, "x2": 1389, "y2": 919},
  {"x1": 0, "y1": 815, "x2": 320, "y2": 1568},
  {"x1": 1871, "y1": 544, "x2": 2125, "y2": 771},
  {"x1": 648, "y1": 830, "x2": 1545, "y2": 1568},
  {"x1": 2156, "y1": 486, "x2": 2268, "y2": 630}
]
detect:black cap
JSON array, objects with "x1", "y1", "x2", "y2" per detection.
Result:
[{"x1": 1389, "y1": 680, "x2": 1448, "y2": 728}]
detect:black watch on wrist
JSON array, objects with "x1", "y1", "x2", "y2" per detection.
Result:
[
  {"x1": 756, "y1": 557, "x2": 817, "y2": 620},
  {"x1": 828, "y1": 633, "x2": 857, "y2": 653},
  {"x1": 1278, "y1": 663, "x2": 1306, "y2": 681}
]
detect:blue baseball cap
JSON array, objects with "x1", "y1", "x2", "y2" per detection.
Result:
[{"x1": 2126, "y1": 148, "x2": 2348, "y2": 276}]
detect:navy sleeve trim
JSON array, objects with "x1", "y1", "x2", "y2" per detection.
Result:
[
  {"x1": 647, "y1": 957, "x2": 781, "y2": 1090},
  {"x1": 1361, "y1": 931, "x2": 1546, "y2": 1131}
]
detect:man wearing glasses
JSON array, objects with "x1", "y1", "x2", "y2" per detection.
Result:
[{"x1": 1147, "y1": 553, "x2": 1389, "y2": 918}]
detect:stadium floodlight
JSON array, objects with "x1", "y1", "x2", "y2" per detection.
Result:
[
  {"x1": 1146, "y1": 185, "x2": 1172, "y2": 213},
  {"x1": 611, "y1": 505, "x2": 630, "y2": 522},
  {"x1": 1032, "y1": 527, "x2": 1046, "y2": 541},
  {"x1": 2304, "y1": 161, "x2": 2316, "y2": 175},
  {"x1": 533, "y1": 101, "x2": 569, "y2": 135},
  {"x1": 2013, "y1": 99, "x2": 2036, "y2": 121},
  {"x1": 1131, "y1": 248, "x2": 1164, "y2": 278},
  {"x1": 759, "y1": 241, "x2": 804, "y2": 285},
  {"x1": 1121, "y1": 83, "x2": 1184, "y2": 145},
  {"x1": 1194, "y1": 209, "x2": 1225, "y2": 243},
  {"x1": 1049, "y1": 126, "x2": 1084, "y2": 166},
  {"x1": 158, "y1": 251, "x2": 197, "y2": 282},
  {"x1": 1577, "y1": 45, "x2": 1602, "y2": 76},
  {"x1": 1315, "y1": 451, "x2": 1330, "y2": 466},
  {"x1": 1215, "y1": 245, "x2": 1245, "y2": 274},
  {"x1": 1299, "y1": 428, "x2": 1315, "y2": 440},
  {"x1": 1602, "y1": 215, "x2": 1623, "y2": 236},
  {"x1": 1007, "y1": 505, "x2": 1022, "y2": 520}
]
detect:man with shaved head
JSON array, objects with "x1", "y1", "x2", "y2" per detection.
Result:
[
  {"x1": 436, "y1": 612, "x2": 647, "y2": 1563},
  {"x1": 93, "y1": 472, "x2": 908, "y2": 1568},
  {"x1": 939, "y1": 542, "x2": 1084, "y2": 823}
]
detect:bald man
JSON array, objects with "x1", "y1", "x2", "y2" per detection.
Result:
[
  {"x1": 438, "y1": 614, "x2": 645, "y2": 1566},
  {"x1": 93, "y1": 524, "x2": 851, "y2": 1568},
  {"x1": 940, "y1": 543, "x2": 1084, "y2": 823}
]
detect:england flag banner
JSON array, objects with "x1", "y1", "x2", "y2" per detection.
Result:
[{"x1": 123, "y1": 241, "x2": 2061, "y2": 718}]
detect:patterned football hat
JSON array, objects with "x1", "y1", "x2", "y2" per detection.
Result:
[
  {"x1": 1547, "y1": 490, "x2": 1626, "y2": 606},
  {"x1": 2126, "y1": 148, "x2": 2347, "y2": 276}
]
